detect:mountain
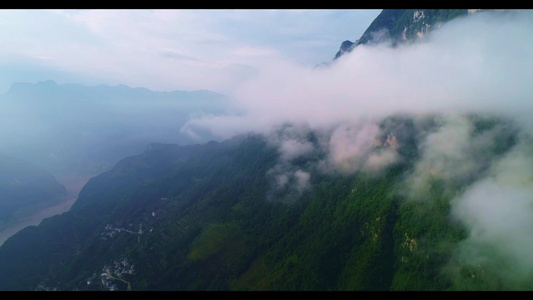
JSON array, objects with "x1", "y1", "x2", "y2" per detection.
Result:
[
  {"x1": 0, "y1": 152, "x2": 67, "y2": 227},
  {"x1": 0, "y1": 113, "x2": 527, "y2": 291},
  {"x1": 0, "y1": 80, "x2": 233, "y2": 178},
  {"x1": 334, "y1": 9, "x2": 477, "y2": 59},
  {"x1": 0, "y1": 9, "x2": 531, "y2": 292},
  {"x1": 0, "y1": 134, "x2": 279, "y2": 290}
]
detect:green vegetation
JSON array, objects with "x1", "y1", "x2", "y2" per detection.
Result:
[
  {"x1": 0, "y1": 9, "x2": 524, "y2": 292},
  {"x1": 0, "y1": 113, "x2": 524, "y2": 291}
]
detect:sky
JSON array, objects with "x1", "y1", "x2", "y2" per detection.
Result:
[{"x1": 0, "y1": 9, "x2": 382, "y2": 94}]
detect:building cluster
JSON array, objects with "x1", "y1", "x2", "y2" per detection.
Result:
[
  {"x1": 100, "y1": 223, "x2": 144, "y2": 240},
  {"x1": 87, "y1": 257, "x2": 135, "y2": 291}
]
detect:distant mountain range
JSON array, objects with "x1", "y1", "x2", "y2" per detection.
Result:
[{"x1": 0, "y1": 80, "x2": 233, "y2": 178}]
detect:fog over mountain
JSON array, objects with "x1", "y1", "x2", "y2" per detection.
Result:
[
  {"x1": 181, "y1": 9, "x2": 533, "y2": 287},
  {"x1": 0, "y1": 9, "x2": 532, "y2": 291},
  {"x1": 182, "y1": 10, "x2": 533, "y2": 138}
]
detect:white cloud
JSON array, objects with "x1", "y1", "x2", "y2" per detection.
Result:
[
  {"x1": 294, "y1": 170, "x2": 311, "y2": 193},
  {"x1": 185, "y1": 10, "x2": 533, "y2": 139},
  {"x1": 363, "y1": 148, "x2": 398, "y2": 173},
  {"x1": 279, "y1": 139, "x2": 315, "y2": 162},
  {"x1": 320, "y1": 121, "x2": 380, "y2": 174},
  {"x1": 449, "y1": 140, "x2": 533, "y2": 283}
]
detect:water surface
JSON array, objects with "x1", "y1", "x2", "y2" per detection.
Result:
[{"x1": 0, "y1": 174, "x2": 91, "y2": 246}]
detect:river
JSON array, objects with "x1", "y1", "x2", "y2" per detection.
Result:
[{"x1": 0, "y1": 174, "x2": 92, "y2": 246}]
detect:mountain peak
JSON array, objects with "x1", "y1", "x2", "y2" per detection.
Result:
[
  {"x1": 333, "y1": 9, "x2": 474, "y2": 60},
  {"x1": 334, "y1": 40, "x2": 355, "y2": 59}
]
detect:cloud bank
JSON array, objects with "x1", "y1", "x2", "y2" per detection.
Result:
[
  {"x1": 182, "y1": 10, "x2": 533, "y2": 287},
  {"x1": 182, "y1": 10, "x2": 533, "y2": 140}
]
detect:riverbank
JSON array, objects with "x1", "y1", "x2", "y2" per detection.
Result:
[{"x1": 0, "y1": 174, "x2": 91, "y2": 246}]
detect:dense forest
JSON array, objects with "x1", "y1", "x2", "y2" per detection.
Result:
[{"x1": 0, "y1": 113, "x2": 529, "y2": 291}]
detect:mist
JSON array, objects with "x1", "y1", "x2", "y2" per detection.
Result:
[
  {"x1": 181, "y1": 10, "x2": 533, "y2": 202},
  {"x1": 436, "y1": 133, "x2": 533, "y2": 288},
  {"x1": 181, "y1": 9, "x2": 533, "y2": 286},
  {"x1": 0, "y1": 80, "x2": 235, "y2": 179},
  {"x1": 0, "y1": 79, "x2": 239, "y2": 245},
  {"x1": 182, "y1": 10, "x2": 533, "y2": 138}
]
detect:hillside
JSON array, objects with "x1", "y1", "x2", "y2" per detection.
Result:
[{"x1": 0, "y1": 112, "x2": 530, "y2": 291}]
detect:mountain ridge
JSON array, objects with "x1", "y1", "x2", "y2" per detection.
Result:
[
  {"x1": 4, "y1": 80, "x2": 227, "y2": 99},
  {"x1": 334, "y1": 9, "x2": 477, "y2": 60},
  {"x1": 0, "y1": 79, "x2": 233, "y2": 179}
]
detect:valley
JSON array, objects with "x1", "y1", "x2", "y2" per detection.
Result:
[{"x1": 0, "y1": 174, "x2": 90, "y2": 246}]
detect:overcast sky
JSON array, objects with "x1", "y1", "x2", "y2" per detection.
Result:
[{"x1": 0, "y1": 9, "x2": 382, "y2": 94}]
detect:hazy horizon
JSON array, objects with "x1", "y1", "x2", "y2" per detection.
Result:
[{"x1": 0, "y1": 9, "x2": 381, "y2": 94}]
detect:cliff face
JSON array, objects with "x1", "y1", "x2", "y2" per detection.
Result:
[{"x1": 334, "y1": 9, "x2": 474, "y2": 59}]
